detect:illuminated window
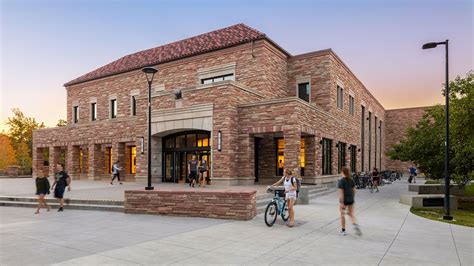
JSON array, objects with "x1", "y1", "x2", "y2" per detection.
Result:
[
  {"x1": 79, "y1": 148, "x2": 83, "y2": 173},
  {"x1": 129, "y1": 146, "x2": 136, "y2": 174},
  {"x1": 276, "y1": 139, "x2": 284, "y2": 176},
  {"x1": 105, "y1": 147, "x2": 112, "y2": 174},
  {"x1": 197, "y1": 134, "x2": 209, "y2": 147}
]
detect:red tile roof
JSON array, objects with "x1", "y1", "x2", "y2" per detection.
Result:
[{"x1": 65, "y1": 24, "x2": 267, "y2": 86}]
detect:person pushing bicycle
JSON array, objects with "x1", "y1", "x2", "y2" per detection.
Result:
[{"x1": 268, "y1": 168, "x2": 297, "y2": 227}]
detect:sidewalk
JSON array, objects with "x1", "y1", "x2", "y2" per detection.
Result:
[{"x1": 1, "y1": 179, "x2": 472, "y2": 265}]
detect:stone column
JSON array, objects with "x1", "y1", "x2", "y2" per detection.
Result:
[
  {"x1": 236, "y1": 133, "x2": 255, "y2": 185},
  {"x1": 150, "y1": 136, "x2": 162, "y2": 182},
  {"x1": 283, "y1": 128, "x2": 301, "y2": 172},
  {"x1": 67, "y1": 145, "x2": 80, "y2": 180},
  {"x1": 32, "y1": 147, "x2": 43, "y2": 178},
  {"x1": 49, "y1": 146, "x2": 60, "y2": 177},
  {"x1": 88, "y1": 144, "x2": 103, "y2": 180}
]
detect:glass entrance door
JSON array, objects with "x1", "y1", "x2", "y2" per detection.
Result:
[{"x1": 164, "y1": 152, "x2": 175, "y2": 182}]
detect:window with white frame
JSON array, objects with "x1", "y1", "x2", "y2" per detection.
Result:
[
  {"x1": 337, "y1": 85, "x2": 344, "y2": 109},
  {"x1": 110, "y1": 99, "x2": 117, "y2": 119},
  {"x1": 349, "y1": 95, "x2": 355, "y2": 116},
  {"x1": 201, "y1": 73, "x2": 234, "y2": 84},
  {"x1": 91, "y1": 102, "x2": 97, "y2": 121}
]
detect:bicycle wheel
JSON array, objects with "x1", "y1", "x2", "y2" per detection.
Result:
[
  {"x1": 281, "y1": 201, "x2": 289, "y2": 222},
  {"x1": 264, "y1": 201, "x2": 278, "y2": 227}
]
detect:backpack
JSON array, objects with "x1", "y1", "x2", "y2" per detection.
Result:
[{"x1": 291, "y1": 176, "x2": 301, "y2": 197}]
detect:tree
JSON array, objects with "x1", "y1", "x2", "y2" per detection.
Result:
[
  {"x1": 0, "y1": 134, "x2": 17, "y2": 170},
  {"x1": 5, "y1": 108, "x2": 45, "y2": 171},
  {"x1": 56, "y1": 119, "x2": 67, "y2": 127},
  {"x1": 389, "y1": 72, "x2": 474, "y2": 186}
]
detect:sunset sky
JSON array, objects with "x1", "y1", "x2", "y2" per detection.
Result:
[{"x1": 0, "y1": 0, "x2": 472, "y2": 132}]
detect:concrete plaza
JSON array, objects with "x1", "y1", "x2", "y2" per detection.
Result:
[{"x1": 1, "y1": 179, "x2": 473, "y2": 265}]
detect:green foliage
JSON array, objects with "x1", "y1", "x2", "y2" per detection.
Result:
[
  {"x1": 389, "y1": 72, "x2": 474, "y2": 186},
  {"x1": 6, "y1": 108, "x2": 45, "y2": 171},
  {"x1": 56, "y1": 119, "x2": 67, "y2": 127}
]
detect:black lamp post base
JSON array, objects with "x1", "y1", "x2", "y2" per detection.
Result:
[
  {"x1": 145, "y1": 186, "x2": 154, "y2": 191},
  {"x1": 443, "y1": 215, "x2": 453, "y2": 220}
]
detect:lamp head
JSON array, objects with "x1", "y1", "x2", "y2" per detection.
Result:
[
  {"x1": 142, "y1": 67, "x2": 158, "y2": 83},
  {"x1": 422, "y1": 42, "x2": 438, "y2": 49}
]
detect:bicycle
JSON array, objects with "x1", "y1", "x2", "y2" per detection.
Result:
[{"x1": 264, "y1": 188, "x2": 289, "y2": 227}]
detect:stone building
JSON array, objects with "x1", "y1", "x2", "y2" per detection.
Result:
[{"x1": 33, "y1": 23, "x2": 395, "y2": 186}]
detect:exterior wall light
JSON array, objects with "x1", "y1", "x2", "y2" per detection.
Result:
[{"x1": 217, "y1": 130, "x2": 222, "y2": 152}]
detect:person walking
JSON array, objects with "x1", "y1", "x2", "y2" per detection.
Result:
[
  {"x1": 35, "y1": 169, "x2": 51, "y2": 214},
  {"x1": 188, "y1": 155, "x2": 198, "y2": 187},
  {"x1": 408, "y1": 165, "x2": 417, "y2": 183},
  {"x1": 338, "y1": 167, "x2": 361, "y2": 236},
  {"x1": 371, "y1": 167, "x2": 380, "y2": 192},
  {"x1": 198, "y1": 156, "x2": 208, "y2": 187},
  {"x1": 269, "y1": 169, "x2": 297, "y2": 227},
  {"x1": 111, "y1": 160, "x2": 122, "y2": 185},
  {"x1": 51, "y1": 164, "x2": 71, "y2": 212}
]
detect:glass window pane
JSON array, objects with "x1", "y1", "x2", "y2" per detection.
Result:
[
  {"x1": 165, "y1": 138, "x2": 174, "y2": 148},
  {"x1": 186, "y1": 134, "x2": 196, "y2": 147},
  {"x1": 176, "y1": 135, "x2": 185, "y2": 148},
  {"x1": 197, "y1": 134, "x2": 209, "y2": 147}
]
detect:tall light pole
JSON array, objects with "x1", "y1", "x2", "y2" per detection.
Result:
[
  {"x1": 422, "y1": 40, "x2": 452, "y2": 220},
  {"x1": 142, "y1": 67, "x2": 158, "y2": 190}
]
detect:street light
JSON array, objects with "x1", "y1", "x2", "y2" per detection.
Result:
[
  {"x1": 142, "y1": 67, "x2": 158, "y2": 190},
  {"x1": 422, "y1": 40, "x2": 452, "y2": 220}
]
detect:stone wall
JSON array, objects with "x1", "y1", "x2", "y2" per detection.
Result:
[
  {"x1": 124, "y1": 189, "x2": 256, "y2": 220},
  {"x1": 384, "y1": 106, "x2": 432, "y2": 171}
]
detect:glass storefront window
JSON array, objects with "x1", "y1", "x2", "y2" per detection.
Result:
[
  {"x1": 165, "y1": 138, "x2": 174, "y2": 149},
  {"x1": 186, "y1": 134, "x2": 196, "y2": 148},
  {"x1": 79, "y1": 148, "x2": 83, "y2": 173},
  {"x1": 129, "y1": 146, "x2": 136, "y2": 174},
  {"x1": 176, "y1": 135, "x2": 186, "y2": 148},
  {"x1": 105, "y1": 147, "x2": 112, "y2": 174},
  {"x1": 277, "y1": 139, "x2": 284, "y2": 176},
  {"x1": 197, "y1": 134, "x2": 209, "y2": 147}
]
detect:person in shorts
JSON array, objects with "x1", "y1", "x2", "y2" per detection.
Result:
[
  {"x1": 371, "y1": 167, "x2": 380, "y2": 192},
  {"x1": 198, "y1": 157, "x2": 208, "y2": 187},
  {"x1": 51, "y1": 164, "x2": 71, "y2": 212},
  {"x1": 188, "y1": 155, "x2": 198, "y2": 187},
  {"x1": 35, "y1": 169, "x2": 51, "y2": 214},
  {"x1": 338, "y1": 167, "x2": 361, "y2": 236},
  {"x1": 268, "y1": 169, "x2": 297, "y2": 227}
]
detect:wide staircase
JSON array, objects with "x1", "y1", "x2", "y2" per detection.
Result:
[{"x1": 0, "y1": 196, "x2": 124, "y2": 212}]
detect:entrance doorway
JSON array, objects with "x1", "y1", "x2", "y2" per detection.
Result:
[{"x1": 162, "y1": 130, "x2": 211, "y2": 183}]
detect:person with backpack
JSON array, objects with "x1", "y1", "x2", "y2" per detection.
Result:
[
  {"x1": 338, "y1": 167, "x2": 361, "y2": 236},
  {"x1": 268, "y1": 169, "x2": 298, "y2": 227},
  {"x1": 35, "y1": 168, "x2": 51, "y2": 214},
  {"x1": 111, "y1": 160, "x2": 122, "y2": 185},
  {"x1": 408, "y1": 165, "x2": 417, "y2": 183},
  {"x1": 51, "y1": 164, "x2": 71, "y2": 212}
]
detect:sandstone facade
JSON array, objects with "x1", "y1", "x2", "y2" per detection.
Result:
[{"x1": 33, "y1": 24, "x2": 403, "y2": 186}]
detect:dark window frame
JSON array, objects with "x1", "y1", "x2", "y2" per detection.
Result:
[
  {"x1": 73, "y1": 106, "x2": 79, "y2": 124},
  {"x1": 337, "y1": 142, "x2": 346, "y2": 173},
  {"x1": 297, "y1": 82, "x2": 310, "y2": 102},
  {"x1": 368, "y1": 111, "x2": 372, "y2": 170},
  {"x1": 361, "y1": 105, "x2": 365, "y2": 171},
  {"x1": 201, "y1": 73, "x2": 234, "y2": 84},
  {"x1": 131, "y1": 96, "x2": 137, "y2": 116},
  {"x1": 350, "y1": 145, "x2": 357, "y2": 172},
  {"x1": 337, "y1": 85, "x2": 344, "y2": 109},
  {"x1": 349, "y1": 95, "x2": 355, "y2": 116},
  {"x1": 322, "y1": 138, "x2": 333, "y2": 175}
]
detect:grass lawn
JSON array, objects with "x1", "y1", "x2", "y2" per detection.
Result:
[
  {"x1": 411, "y1": 201, "x2": 474, "y2": 227},
  {"x1": 464, "y1": 185, "x2": 474, "y2": 196},
  {"x1": 424, "y1": 180, "x2": 441, "y2": 184}
]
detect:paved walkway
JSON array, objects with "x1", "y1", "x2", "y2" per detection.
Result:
[
  {"x1": 1, "y1": 179, "x2": 473, "y2": 265},
  {"x1": 0, "y1": 178, "x2": 271, "y2": 200}
]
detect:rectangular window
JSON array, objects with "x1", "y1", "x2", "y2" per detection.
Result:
[
  {"x1": 297, "y1": 82, "x2": 310, "y2": 102},
  {"x1": 337, "y1": 142, "x2": 346, "y2": 173},
  {"x1": 131, "y1": 96, "x2": 137, "y2": 116},
  {"x1": 349, "y1": 95, "x2": 355, "y2": 116},
  {"x1": 201, "y1": 73, "x2": 234, "y2": 84},
  {"x1": 79, "y1": 148, "x2": 83, "y2": 173},
  {"x1": 276, "y1": 138, "x2": 284, "y2": 176},
  {"x1": 105, "y1": 147, "x2": 112, "y2": 174},
  {"x1": 129, "y1": 146, "x2": 136, "y2": 174},
  {"x1": 379, "y1": 120, "x2": 382, "y2": 170},
  {"x1": 73, "y1": 106, "x2": 79, "y2": 123},
  {"x1": 350, "y1": 145, "x2": 357, "y2": 173},
  {"x1": 322, "y1": 138, "x2": 332, "y2": 175},
  {"x1": 110, "y1": 99, "x2": 117, "y2": 119},
  {"x1": 300, "y1": 138, "x2": 305, "y2": 176},
  {"x1": 361, "y1": 105, "x2": 365, "y2": 171},
  {"x1": 337, "y1": 85, "x2": 344, "y2": 109},
  {"x1": 368, "y1": 111, "x2": 372, "y2": 170},
  {"x1": 91, "y1": 103, "x2": 97, "y2": 121},
  {"x1": 374, "y1": 116, "x2": 378, "y2": 169}
]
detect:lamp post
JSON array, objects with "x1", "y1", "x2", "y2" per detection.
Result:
[
  {"x1": 142, "y1": 67, "x2": 158, "y2": 190},
  {"x1": 422, "y1": 40, "x2": 452, "y2": 220}
]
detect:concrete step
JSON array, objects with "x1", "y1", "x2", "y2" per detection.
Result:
[
  {"x1": 0, "y1": 196, "x2": 123, "y2": 206},
  {"x1": 0, "y1": 201, "x2": 124, "y2": 212}
]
